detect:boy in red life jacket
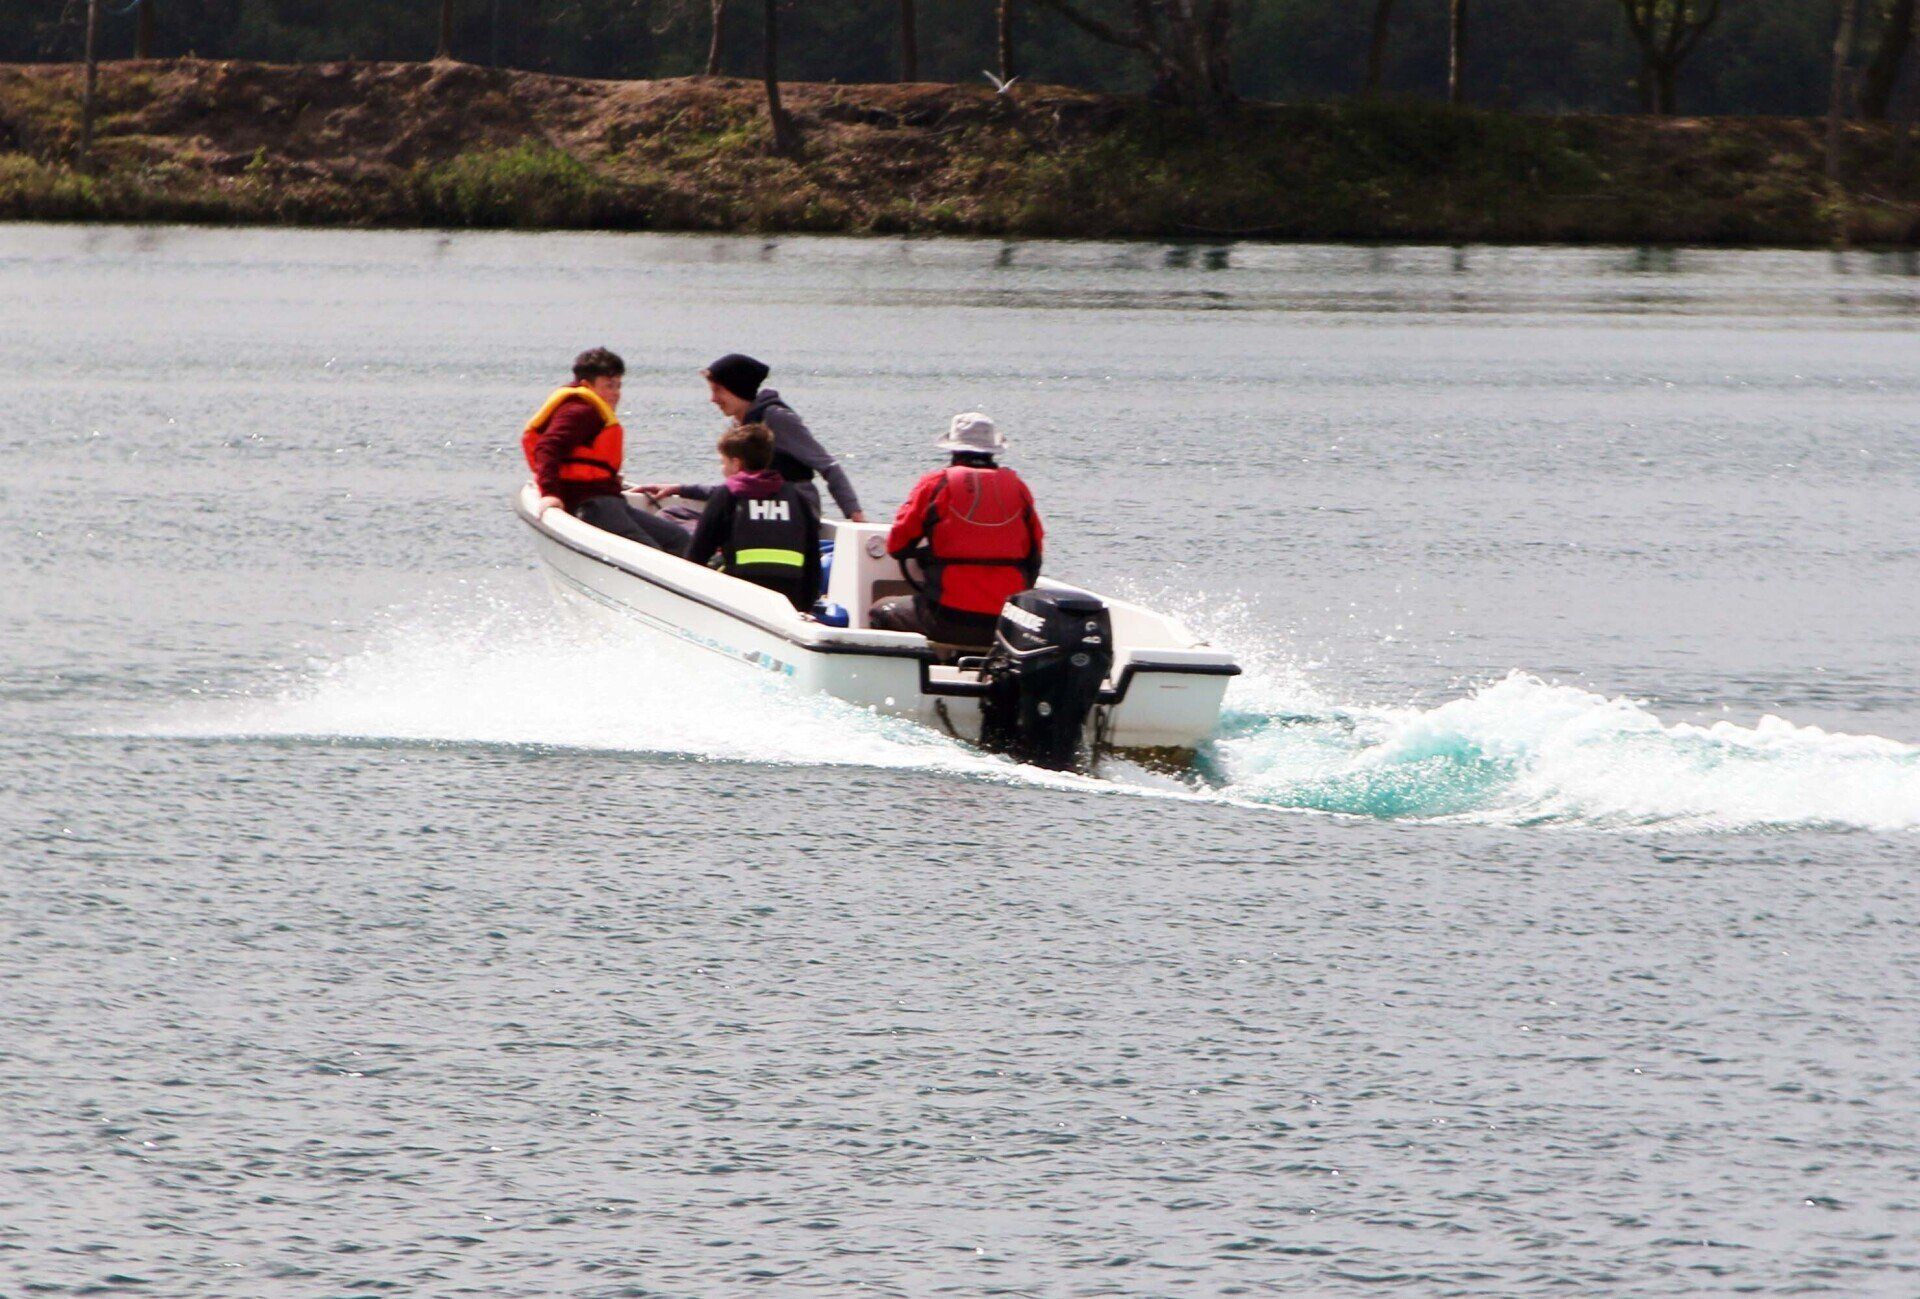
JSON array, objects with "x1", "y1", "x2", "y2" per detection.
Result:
[
  {"x1": 869, "y1": 413, "x2": 1044, "y2": 649},
  {"x1": 525, "y1": 347, "x2": 686, "y2": 553},
  {"x1": 684, "y1": 424, "x2": 822, "y2": 612}
]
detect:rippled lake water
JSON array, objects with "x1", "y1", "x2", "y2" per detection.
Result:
[{"x1": 3, "y1": 226, "x2": 1918, "y2": 1295}]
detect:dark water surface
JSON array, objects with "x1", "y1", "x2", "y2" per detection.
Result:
[{"x1": 3, "y1": 226, "x2": 1918, "y2": 1295}]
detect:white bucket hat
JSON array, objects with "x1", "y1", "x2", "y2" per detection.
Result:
[{"x1": 935, "y1": 411, "x2": 1007, "y2": 456}]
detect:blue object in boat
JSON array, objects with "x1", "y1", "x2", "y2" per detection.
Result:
[{"x1": 812, "y1": 600, "x2": 850, "y2": 628}]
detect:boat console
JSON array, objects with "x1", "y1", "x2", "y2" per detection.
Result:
[{"x1": 820, "y1": 519, "x2": 913, "y2": 631}]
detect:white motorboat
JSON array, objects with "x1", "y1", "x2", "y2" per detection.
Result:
[{"x1": 516, "y1": 485, "x2": 1239, "y2": 769}]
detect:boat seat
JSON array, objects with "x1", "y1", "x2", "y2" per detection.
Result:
[{"x1": 866, "y1": 579, "x2": 990, "y2": 661}]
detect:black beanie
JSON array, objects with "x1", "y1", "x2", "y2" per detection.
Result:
[{"x1": 704, "y1": 353, "x2": 770, "y2": 401}]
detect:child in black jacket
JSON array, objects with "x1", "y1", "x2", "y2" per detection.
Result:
[{"x1": 682, "y1": 424, "x2": 821, "y2": 612}]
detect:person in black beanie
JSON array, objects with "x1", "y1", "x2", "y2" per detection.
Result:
[{"x1": 640, "y1": 353, "x2": 867, "y2": 523}]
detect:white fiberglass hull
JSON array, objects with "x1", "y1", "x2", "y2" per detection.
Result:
[{"x1": 517, "y1": 487, "x2": 1238, "y2": 760}]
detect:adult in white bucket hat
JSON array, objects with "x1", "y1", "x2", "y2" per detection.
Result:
[
  {"x1": 868, "y1": 413, "x2": 1045, "y2": 651},
  {"x1": 935, "y1": 411, "x2": 1008, "y2": 456}
]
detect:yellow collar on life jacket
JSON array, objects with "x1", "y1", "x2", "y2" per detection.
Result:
[{"x1": 526, "y1": 384, "x2": 617, "y2": 431}]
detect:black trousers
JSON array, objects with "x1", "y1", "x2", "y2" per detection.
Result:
[
  {"x1": 868, "y1": 594, "x2": 1000, "y2": 648},
  {"x1": 572, "y1": 495, "x2": 690, "y2": 555}
]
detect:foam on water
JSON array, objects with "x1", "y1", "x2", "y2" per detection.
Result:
[
  {"x1": 154, "y1": 590, "x2": 1920, "y2": 834},
  {"x1": 154, "y1": 590, "x2": 1097, "y2": 791},
  {"x1": 1205, "y1": 672, "x2": 1920, "y2": 832}
]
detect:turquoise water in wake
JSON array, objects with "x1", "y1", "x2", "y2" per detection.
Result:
[{"x1": 1205, "y1": 671, "x2": 1920, "y2": 829}]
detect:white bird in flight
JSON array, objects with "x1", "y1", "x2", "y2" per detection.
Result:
[{"x1": 982, "y1": 71, "x2": 1021, "y2": 95}]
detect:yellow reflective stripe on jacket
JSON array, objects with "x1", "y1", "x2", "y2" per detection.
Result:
[{"x1": 734, "y1": 548, "x2": 806, "y2": 567}]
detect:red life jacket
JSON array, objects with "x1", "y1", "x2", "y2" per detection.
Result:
[
  {"x1": 521, "y1": 386, "x2": 624, "y2": 485},
  {"x1": 905, "y1": 465, "x2": 1041, "y2": 616}
]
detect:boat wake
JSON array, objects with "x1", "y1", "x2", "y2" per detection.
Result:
[
  {"x1": 156, "y1": 588, "x2": 1043, "y2": 782},
  {"x1": 1205, "y1": 671, "x2": 1920, "y2": 832},
  {"x1": 151, "y1": 587, "x2": 1920, "y2": 834}
]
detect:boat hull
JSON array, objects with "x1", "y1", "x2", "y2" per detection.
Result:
[{"x1": 519, "y1": 488, "x2": 1237, "y2": 760}]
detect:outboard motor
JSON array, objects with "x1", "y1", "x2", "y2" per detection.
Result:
[{"x1": 977, "y1": 590, "x2": 1115, "y2": 772}]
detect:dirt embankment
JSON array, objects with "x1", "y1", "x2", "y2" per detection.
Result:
[{"x1": 3, "y1": 58, "x2": 1919, "y2": 244}]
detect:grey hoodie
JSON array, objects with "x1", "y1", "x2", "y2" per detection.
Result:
[
  {"x1": 679, "y1": 389, "x2": 864, "y2": 519},
  {"x1": 745, "y1": 389, "x2": 863, "y2": 520}
]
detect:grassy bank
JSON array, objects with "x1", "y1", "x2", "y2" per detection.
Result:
[{"x1": 3, "y1": 58, "x2": 1919, "y2": 245}]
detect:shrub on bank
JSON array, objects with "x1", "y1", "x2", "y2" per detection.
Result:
[
  {"x1": 0, "y1": 155, "x2": 101, "y2": 218},
  {"x1": 411, "y1": 143, "x2": 612, "y2": 227}
]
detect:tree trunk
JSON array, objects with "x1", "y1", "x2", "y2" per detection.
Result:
[
  {"x1": 1148, "y1": 47, "x2": 1211, "y2": 109},
  {"x1": 900, "y1": 0, "x2": 918, "y2": 81},
  {"x1": 1149, "y1": 0, "x2": 1234, "y2": 110},
  {"x1": 1829, "y1": 0, "x2": 1860, "y2": 182},
  {"x1": 1030, "y1": 0, "x2": 1234, "y2": 112},
  {"x1": 438, "y1": 0, "x2": 454, "y2": 58},
  {"x1": 998, "y1": 0, "x2": 1015, "y2": 81},
  {"x1": 1448, "y1": 0, "x2": 1468, "y2": 104},
  {"x1": 1364, "y1": 0, "x2": 1395, "y2": 96},
  {"x1": 135, "y1": 0, "x2": 156, "y2": 58},
  {"x1": 706, "y1": 0, "x2": 726, "y2": 75},
  {"x1": 1618, "y1": 0, "x2": 1723, "y2": 117},
  {"x1": 1655, "y1": 61, "x2": 1677, "y2": 112},
  {"x1": 763, "y1": 0, "x2": 801, "y2": 156},
  {"x1": 1203, "y1": 0, "x2": 1234, "y2": 106},
  {"x1": 1860, "y1": 0, "x2": 1915, "y2": 119},
  {"x1": 81, "y1": 0, "x2": 101, "y2": 164}
]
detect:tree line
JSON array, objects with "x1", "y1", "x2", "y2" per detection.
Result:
[{"x1": 14, "y1": 0, "x2": 1912, "y2": 121}]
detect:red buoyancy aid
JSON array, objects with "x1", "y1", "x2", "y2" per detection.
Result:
[
  {"x1": 521, "y1": 386, "x2": 624, "y2": 486},
  {"x1": 910, "y1": 465, "x2": 1042, "y2": 616}
]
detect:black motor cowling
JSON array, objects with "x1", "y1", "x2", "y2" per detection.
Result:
[{"x1": 977, "y1": 590, "x2": 1115, "y2": 771}]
